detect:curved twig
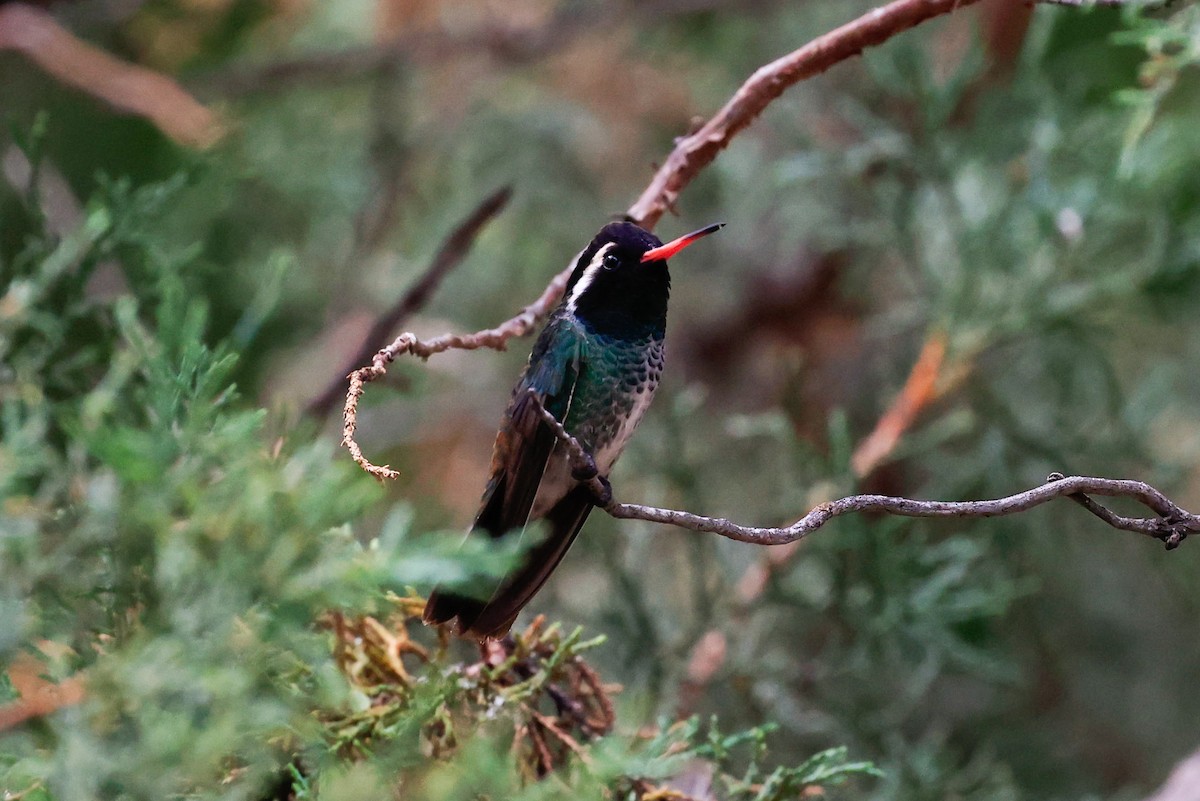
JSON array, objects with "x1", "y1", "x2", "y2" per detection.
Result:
[
  {"x1": 626, "y1": 0, "x2": 986, "y2": 228},
  {"x1": 530, "y1": 394, "x2": 1193, "y2": 551},
  {"x1": 342, "y1": 267, "x2": 572, "y2": 479},
  {"x1": 602, "y1": 477, "x2": 1192, "y2": 549}
]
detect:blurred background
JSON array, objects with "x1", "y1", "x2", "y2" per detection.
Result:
[{"x1": 3, "y1": 0, "x2": 1200, "y2": 798}]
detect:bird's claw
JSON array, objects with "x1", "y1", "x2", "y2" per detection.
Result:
[
  {"x1": 592, "y1": 476, "x2": 613, "y2": 507},
  {"x1": 571, "y1": 453, "x2": 599, "y2": 482},
  {"x1": 571, "y1": 454, "x2": 612, "y2": 505},
  {"x1": 1164, "y1": 528, "x2": 1188, "y2": 551}
]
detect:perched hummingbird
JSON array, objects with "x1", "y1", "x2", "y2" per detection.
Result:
[{"x1": 423, "y1": 220, "x2": 723, "y2": 639}]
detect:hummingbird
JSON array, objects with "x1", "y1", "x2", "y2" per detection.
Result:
[{"x1": 423, "y1": 220, "x2": 723, "y2": 639}]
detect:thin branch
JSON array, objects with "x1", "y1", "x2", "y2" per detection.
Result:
[
  {"x1": 308, "y1": 186, "x2": 511, "y2": 418},
  {"x1": 626, "y1": 0, "x2": 988, "y2": 228},
  {"x1": 850, "y1": 329, "x2": 948, "y2": 478},
  {"x1": 189, "y1": 0, "x2": 773, "y2": 99},
  {"x1": 624, "y1": 0, "x2": 1157, "y2": 228},
  {"x1": 342, "y1": 265, "x2": 572, "y2": 480},
  {"x1": 530, "y1": 392, "x2": 1194, "y2": 550},
  {"x1": 0, "y1": 4, "x2": 223, "y2": 148},
  {"x1": 602, "y1": 476, "x2": 1192, "y2": 547}
]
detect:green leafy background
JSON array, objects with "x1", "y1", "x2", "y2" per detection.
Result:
[{"x1": 2, "y1": 1, "x2": 1200, "y2": 799}]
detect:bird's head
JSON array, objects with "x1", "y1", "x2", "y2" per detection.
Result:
[{"x1": 562, "y1": 221, "x2": 723, "y2": 338}]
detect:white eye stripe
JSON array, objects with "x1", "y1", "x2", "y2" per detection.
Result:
[{"x1": 565, "y1": 242, "x2": 615, "y2": 314}]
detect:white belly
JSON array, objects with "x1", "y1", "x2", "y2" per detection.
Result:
[{"x1": 529, "y1": 378, "x2": 658, "y2": 519}]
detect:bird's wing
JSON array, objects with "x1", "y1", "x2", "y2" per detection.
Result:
[
  {"x1": 474, "y1": 316, "x2": 586, "y2": 537},
  {"x1": 424, "y1": 316, "x2": 588, "y2": 636}
]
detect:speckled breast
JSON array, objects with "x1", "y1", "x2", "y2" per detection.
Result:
[{"x1": 529, "y1": 334, "x2": 664, "y2": 518}]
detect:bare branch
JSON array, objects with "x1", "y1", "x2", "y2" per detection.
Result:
[
  {"x1": 341, "y1": 263, "x2": 573, "y2": 479},
  {"x1": 190, "y1": 0, "x2": 775, "y2": 99},
  {"x1": 628, "y1": 0, "x2": 1160, "y2": 229},
  {"x1": 602, "y1": 476, "x2": 1192, "y2": 548},
  {"x1": 529, "y1": 393, "x2": 1193, "y2": 550},
  {"x1": 626, "y1": 0, "x2": 988, "y2": 228},
  {"x1": 850, "y1": 329, "x2": 948, "y2": 478},
  {"x1": 0, "y1": 4, "x2": 223, "y2": 148},
  {"x1": 309, "y1": 186, "x2": 511, "y2": 418}
]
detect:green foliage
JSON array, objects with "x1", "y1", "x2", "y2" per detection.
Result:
[
  {"x1": 0, "y1": 128, "x2": 873, "y2": 801},
  {"x1": 0, "y1": 160, "x2": 530, "y2": 799},
  {"x1": 1115, "y1": 3, "x2": 1200, "y2": 165},
  {"x1": 4, "y1": 2, "x2": 1200, "y2": 800},
  {"x1": 646, "y1": 719, "x2": 882, "y2": 801}
]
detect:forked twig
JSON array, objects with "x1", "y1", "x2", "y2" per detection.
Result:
[
  {"x1": 342, "y1": 266, "x2": 572, "y2": 479},
  {"x1": 529, "y1": 391, "x2": 1194, "y2": 551}
]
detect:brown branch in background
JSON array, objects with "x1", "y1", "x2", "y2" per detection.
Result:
[
  {"x1": 625, "y1": 0, "x2": 987, "y2": 228},
  {"x1": 0, "y1": 4, "x2": 223, "y2": 148},
  {"x1": 190, "y1": 0, "x2": 776, "y2": 99},
  {"x1": 617, "y1": 474, "x2": 1192, "y2": 545},
  {"x1": 676, "y1": 629, "x2": 728, "y2": 719},
  {"x1": 850, "y1": 330, "x2": 948, "y2": 477},
  {"x1": 0, "y1": 652, "x2": 85, "y2": 732},
  {"x1": 307, "y1": 186, "x2": 512, "y2": 418}
]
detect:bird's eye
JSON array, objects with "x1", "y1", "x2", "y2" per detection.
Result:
[{"x1": 602, "y1": 253, "x2": 620, "y2": 270}]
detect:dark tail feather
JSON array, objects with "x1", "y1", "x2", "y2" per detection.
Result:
[
  {"x1": 423, "y1": 588, "x2": 485, "y2": 630},
  {"x1": 424, "y1": 485, "x2": 594, "y2": 639}
]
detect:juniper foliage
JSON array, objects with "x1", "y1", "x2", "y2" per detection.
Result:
[{"x1": 3, "y1": 2, "x2": 1200, "y2": 800}]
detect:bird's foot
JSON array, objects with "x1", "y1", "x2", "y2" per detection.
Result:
[
  {"x1": 569, "y1": 451, "x2": 611, "y2": 505},
  {"x1": 571, "y1": 452, "x2": 600, "y2": 482},
  {"x1": 591, "y1": 475, "x2": 613, "y2": 507}
]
